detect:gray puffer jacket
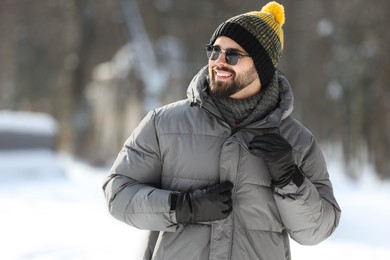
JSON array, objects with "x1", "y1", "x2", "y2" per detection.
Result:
[{"x1": 103, "y1": 66, "x2": 341, "y2": 260}]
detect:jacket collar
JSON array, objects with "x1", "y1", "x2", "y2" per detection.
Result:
[
  {"x1": 186, "y1": 66, "x2": 294, "y2": 129},
  {"x1": 186, "y1": 65, "x2": 209, "y2": 107}
]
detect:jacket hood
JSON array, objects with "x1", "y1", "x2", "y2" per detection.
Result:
[{"x1": 186, "y1": 66, "x2": 294, "y2": 128}]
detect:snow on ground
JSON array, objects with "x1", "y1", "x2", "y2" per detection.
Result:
[
  {"x1": 291, "y1": 150, "x2": 390, "y2": 260},
  {"x1": 1, "y1": 150, "x2": 390, "y2": 260},
  {"x1": 0, "y1": 153, "x2": 150, "y2": 260}
]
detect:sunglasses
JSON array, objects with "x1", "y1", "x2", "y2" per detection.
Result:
[{"x1": 206, "y1": 44, "x2": 250, "y2": 66}]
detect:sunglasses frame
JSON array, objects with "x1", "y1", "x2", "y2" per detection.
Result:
[{"x1": 206, "y1": 44, "x2": 250, "y2": 66}]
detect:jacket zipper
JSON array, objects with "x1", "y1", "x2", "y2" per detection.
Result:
[{"x1": 227, "y1": 141, "x2": 243, "y2": 260}]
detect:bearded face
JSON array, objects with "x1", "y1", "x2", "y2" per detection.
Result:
[{"x1": 209, "y1": 65, "x2": 258, "y2": 99}]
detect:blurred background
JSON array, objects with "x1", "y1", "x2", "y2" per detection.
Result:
[
  {"x1": 1, "y1": 0, "x2": 389, "y2": 177},
  {"x1": 0, "y1": 0, "x2": 390, "y2": 259}
]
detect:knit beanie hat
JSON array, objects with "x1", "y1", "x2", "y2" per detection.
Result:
[{"x1": 209, "y1": 1, "x2": 285, "y2": 87}]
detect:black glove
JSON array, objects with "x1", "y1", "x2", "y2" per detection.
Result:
[
  {"x1": 171, "y1": 181, "x2": 233, "y2": 224},
  {"x1": 249, "y1": 133, "x2": 304, "y2": 188}
]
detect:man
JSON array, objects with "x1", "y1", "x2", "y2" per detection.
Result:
[{"x1": 102, "y1": 2, "x2": 341, "y2": 259}]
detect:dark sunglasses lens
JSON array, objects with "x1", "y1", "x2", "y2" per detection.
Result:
[
  {"x1": 206, "y1": 45, "x2": 213, "y2": 59},
  {"x1": 206, "y1": 45, "x2": 220, "y2": 60},
  {"x1": 225, "y1": 52, "x2": 239, "y2": 65},
  {"x1": 206, "y1": 45, "x2": 242, "y2": 65}
]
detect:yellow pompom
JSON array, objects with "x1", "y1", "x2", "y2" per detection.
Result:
[{"x1": 261, "y1": 1, "x2": 285, "y2": 26}]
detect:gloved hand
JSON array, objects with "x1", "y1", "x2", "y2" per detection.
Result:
[
  {"x1": 171, "y1": 181, "x2": 233, "y2": 224},
  {"x1": 249, "y1": 133, "x2": 303, "y2": 188}
]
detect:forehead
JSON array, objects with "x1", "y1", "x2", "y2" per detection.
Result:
[{"x1": 214, "y1": 36, "x2": 246, "y2": 53}]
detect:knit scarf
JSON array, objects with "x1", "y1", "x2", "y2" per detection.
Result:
[{"x1": 210, "y1": 73, "x2": 280, "y2": 129}]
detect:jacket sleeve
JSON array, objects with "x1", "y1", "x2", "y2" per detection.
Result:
[
  {"x1": 273, "y1": 136, "x2": 341, "y2": 245},
  {"x1": 102, "y1": 110, "x2": 178, "y2": 232}
]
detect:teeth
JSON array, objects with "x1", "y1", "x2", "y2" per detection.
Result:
[{"x1": 216, "y1": 72, "x2": 231, "y2": 77}]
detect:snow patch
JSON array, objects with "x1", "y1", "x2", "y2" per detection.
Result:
[
  {"x1": 0, "y1": 150, "x2": 65, "y2": 181},
  {"x1": 0, "y1": 110, "x2": 58, "y2": 135}
]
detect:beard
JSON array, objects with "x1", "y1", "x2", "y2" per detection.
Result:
[{"x1": 209, "y1": 65, "x2": 258, "y2": 99}]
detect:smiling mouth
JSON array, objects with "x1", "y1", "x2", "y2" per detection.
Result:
[{"x1": 214, "y1": 69, "x2": 233, "y2": 80}]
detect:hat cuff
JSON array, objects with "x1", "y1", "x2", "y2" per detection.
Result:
[{"x1": 210, "y1": 22, "x2": 275, "y2": 86}]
